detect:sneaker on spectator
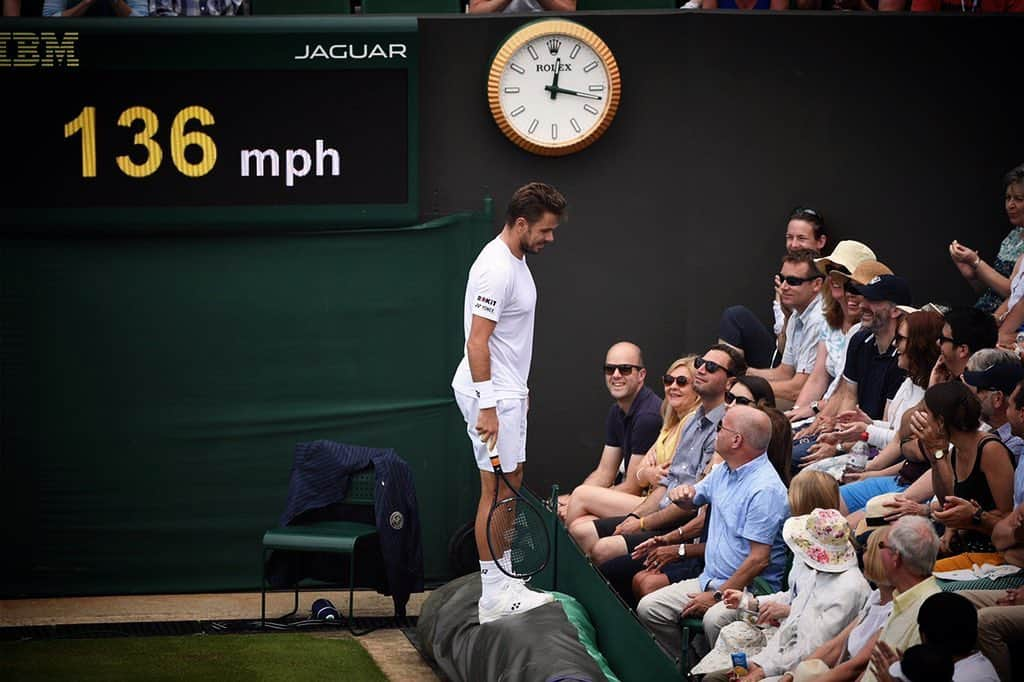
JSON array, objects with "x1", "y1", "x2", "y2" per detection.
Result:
[{"x1": 478, "y1": 580, "x2": 554, "y2": 624}]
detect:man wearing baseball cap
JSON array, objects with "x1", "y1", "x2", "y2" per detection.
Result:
[
  {"x1": 962, "y1": 348, "x2": 1024, "y2": 463},
  {"x1": 795, "y1": 267, "x2": 908, "y2": 470}
]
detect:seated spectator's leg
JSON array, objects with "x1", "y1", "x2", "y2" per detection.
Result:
[
  {"x1": 846, "y1": 509, "x2": 865, "y2": 532},
  {"x1": 960, "y1": 590, "x2": 1024, "y2": 682},
  {"x1": 564, "y1": 484, "x2": 642, "y2": 526},
  {"x1": 839, "y1": 475, "x2": 907, "y2": 514},
  {"x1": 599, "y1": 554, "x2": 647, "y2": 607},
  {"x1": 570, "y1": 516, "x2": 608, "y2": 555},
  {"x1": 637, "y1": 578, "x2": 703, "y2": 653},
  {"x1": 703, "y1": 600, "x2": 742, "y2": 647},
  {"x1": 718, "y1": 305, "x2": 778, "y2": 369},
  {"x1": 632, "y1": 569, "x2": 671, "y2": 602},
  {"x1": 591, "y1": 535, "x2": 630, "y2": 565}
]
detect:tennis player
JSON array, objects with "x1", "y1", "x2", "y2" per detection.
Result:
[{"x1": 452, "y1": 182, "x2": 567, "y2": 624}]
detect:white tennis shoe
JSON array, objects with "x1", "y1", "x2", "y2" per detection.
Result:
[{"x1": 478, "y1": 580, "x2": 555, "y2": 624}]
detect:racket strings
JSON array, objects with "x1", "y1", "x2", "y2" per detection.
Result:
[{"x1": 491, "y1": 499, "x2": 548, "y2": 576}]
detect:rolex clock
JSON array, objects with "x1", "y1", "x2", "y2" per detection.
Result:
[{"x1": 488, "y1": 20, "x2": 621, "y2": 156}]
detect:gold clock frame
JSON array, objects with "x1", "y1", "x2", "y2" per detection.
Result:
[{"x1": 487, "y1": 20, "x2": 622, "y2": 157}]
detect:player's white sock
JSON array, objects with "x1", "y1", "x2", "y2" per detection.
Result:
[
  {"x1": 498, "y1": 550, "x2": 513, "y2": 575},
  {"x1": 479, "y1": 560, "x2": 504, "y2": 603}
]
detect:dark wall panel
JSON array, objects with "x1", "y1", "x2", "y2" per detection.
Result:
[{"x1": 420, "y1": 13, "x2": 1024, "y2": 494}]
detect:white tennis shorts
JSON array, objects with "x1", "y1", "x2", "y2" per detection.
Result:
[{"x1": 454, "y1": 393, "x2": 528, "y2": 473}]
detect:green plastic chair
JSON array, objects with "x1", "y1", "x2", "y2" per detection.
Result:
[
  {"x1": 362, "y1": 0, "x2": 464, "y2": 11},
  {"x1": 260, "y1": 467, "x2": 378, "y2": 632},
  {"x1": 577, "y1": 0, "x2": 678, "y2": 9}
]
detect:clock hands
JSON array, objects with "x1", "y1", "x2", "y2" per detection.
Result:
[
  {"x1": 549, "y1": 58, "x2": 560, "y2": 100},
  {"x1": 543, "y1": 84, "x2": 603, "y2": 101}
]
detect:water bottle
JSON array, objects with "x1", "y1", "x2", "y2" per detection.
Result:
[
  {"x1": 312, "y1": 598, "x2": 339, "y2": 621},
  {"x1": 847, "y1": 432, "x2": 870, "y2": 472}
]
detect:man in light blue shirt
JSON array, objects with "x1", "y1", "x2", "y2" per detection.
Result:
[{"x1": 637, "y1": 405, "x2": 789, "y2": 654}]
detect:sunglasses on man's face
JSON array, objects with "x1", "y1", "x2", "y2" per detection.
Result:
[
  {"x1": 694, "y1": 356, "x2": 734, "y2": 377},
  {"x1": 663, "y1": 374, "x2": 689, "y2": 387},
  {"x1": 716, "y1": 421, "x2": 741, "y2": 436},
  {"x1": 724, "y1": 391, "x2": 754, "y2": 406},
  {"x1": 937, "y1": 335, "x2": 956, "y2": 346},
  {"x1": 604, "y1": 364, "x2": 642, "y2": 376},
  {"x1": 777, "y1": 273, "x2": 822, "y2": 287}
]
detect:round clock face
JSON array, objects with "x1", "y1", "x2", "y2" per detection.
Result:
[{"x1": 488, "y1": 20, "x2": 621, "y2": 156}]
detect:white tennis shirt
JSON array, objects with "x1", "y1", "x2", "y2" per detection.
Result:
[{"x1": 452, "y1": 237, "x2": 536, "y2": 401}]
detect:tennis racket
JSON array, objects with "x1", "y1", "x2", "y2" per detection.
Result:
[{"x1": 484, "y1": 438, "x2": 551, "y2": 579}]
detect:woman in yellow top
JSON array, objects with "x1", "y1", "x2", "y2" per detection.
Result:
[{"x1": 563, "y1": 356, "x2": 701, "y2": 528}]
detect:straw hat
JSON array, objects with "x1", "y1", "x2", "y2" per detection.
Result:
[
  {"x1": 689, "y1": 620, "x2": 767, "y2": 675},
  {"x1": 831, "y1": 259, "x2": 893, "y2": 284},
  {"x1": 815, "y1": 240, "x2": 876, "y2": 276},
  {"x1": 783, "y1": 508, "x2": 857, "y2": 573},
  {"x1": 854, "y1": 492, "x2": 900, "y2": 537}
]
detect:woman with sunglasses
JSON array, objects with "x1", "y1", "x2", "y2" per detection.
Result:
[
  {"x1": 787, "y1": 242, "x2": 877, "y2": 424},
  {"x1": 910, "y1": 381, "x2": 1015, "y2": 571},
  {"x1": 563, "y1": 356, "x2": 701, "y2": 528},
  {"x1": 809, "y1": 312, "x2": 944, "y2": 513}
]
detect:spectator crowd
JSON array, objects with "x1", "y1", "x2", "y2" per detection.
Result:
[{"x1": 558, "y1": 162, "x2": 1024, "y2": 681}]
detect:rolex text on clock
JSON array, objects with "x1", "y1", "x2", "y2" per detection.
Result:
[{"x1": 488, "y1": 20, "x2": 621, "y2": 156}]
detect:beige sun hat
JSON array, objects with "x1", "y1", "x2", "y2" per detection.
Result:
[
  {"x1": 783, "y1": 508, "x2": 858, "y2": 573},
  {"x1": 815, "y1": 240, "x2": 876, "y2": 276},
  {"x1": 854, "y1": 492, "x2": 901, "y2": 537},
  {"x1": 690, "y1": 620, "x2": 768, "y2": 675},
  {"x1": 832, "y1": 259, "x2": 894, "y2": 285}
]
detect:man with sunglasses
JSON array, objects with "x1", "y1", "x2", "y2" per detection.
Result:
[
  {"x1": 557, "y1": 342, "x2": 662, "y2": 519},
  {"x1": 719, "y1": 208, "x2": 828, "y2": 370},
  {"x1": 748, "y1": 250, "x2": 826, "y2": 407},
  {"x1": 570, "y1": 345, "x2": 746, "y2": 565},
  {"x1": 934, "y1": 307, "x2": 999, "y2": 387},
  {"x1": 451, "y1": 182, "x2": 566, "y2": 624}
]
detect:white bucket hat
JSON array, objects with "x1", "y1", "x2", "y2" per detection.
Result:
[
  {"x1": 689, "y1": 620, "x2": 768, "y2": 675},
  {"x1": 783, "y1": 508, "x2": 858, "y2": 573}
]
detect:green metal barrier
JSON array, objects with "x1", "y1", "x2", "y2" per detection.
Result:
[{"x1": 526, "y1": 487, "x2": 682, "y2": 682}]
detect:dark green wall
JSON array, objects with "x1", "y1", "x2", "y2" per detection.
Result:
[{"x1": 1, "y1": 213, "x2": 488, "y2": 596}]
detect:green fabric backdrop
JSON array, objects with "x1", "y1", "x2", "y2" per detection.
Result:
[{"x1": 0, "y1": 209, "x2": 490, "y2": 597}]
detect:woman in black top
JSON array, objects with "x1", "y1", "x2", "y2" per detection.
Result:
[{"x1": 910, "y1": 381, "x2": 1015, "y2": 571}]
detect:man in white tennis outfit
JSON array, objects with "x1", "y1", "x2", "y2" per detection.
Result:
[{"x1": 452, "y1": 182, "x2": 566, "y2": 624}]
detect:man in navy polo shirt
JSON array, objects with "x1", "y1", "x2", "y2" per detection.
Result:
[
  {"x1": 558, "y1": 342, "x2": 663, "y2": 519},
  {"x1": 797, "y1": 274, "x2": 910, "y2": 470}
]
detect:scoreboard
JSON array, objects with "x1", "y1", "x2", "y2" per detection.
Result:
[{"x1": 0, "y1": 18, "x2": 419, "y2": 231}]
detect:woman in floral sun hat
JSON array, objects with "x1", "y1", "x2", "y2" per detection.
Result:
[{"x1": 698, "y1": 509, "x2": 872, "y2": 682}]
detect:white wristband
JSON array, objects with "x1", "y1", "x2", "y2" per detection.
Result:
[{"x1": 473, "y1": 380, "x2": 497, "y2": 409}]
